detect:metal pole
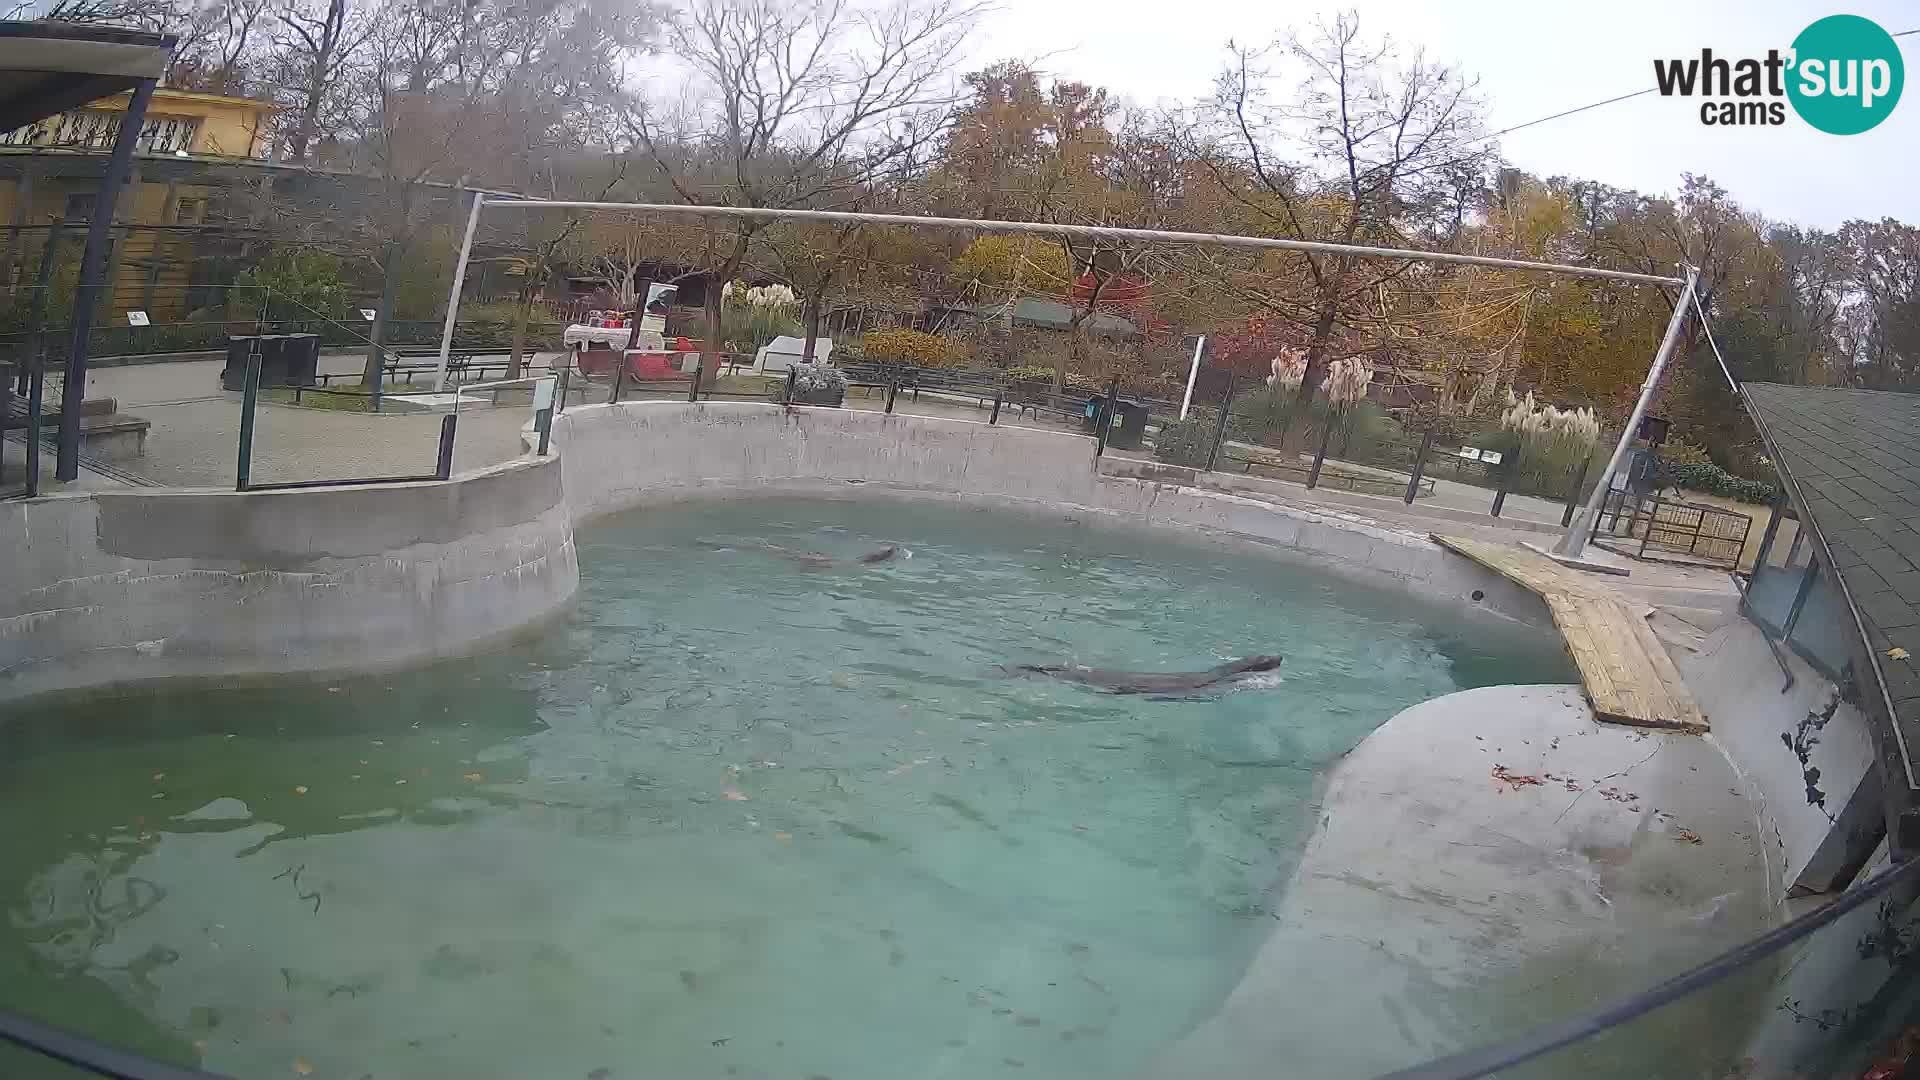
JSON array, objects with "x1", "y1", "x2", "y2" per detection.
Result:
[
  {"x1": 432, "y1": 191, "x2": 484, "y2": 392},
  {"x1": 885, "y1": 377, "x2": 898, "y2": 414},
  {"x1": 1405, "y1": 430, "x2": 1435, "y2": 504},
  {"x1": 1306, "y1": 407, "x2": 1336, "y2": 489},
  {"x1": 58, "y1": 78, "x2": 157, "y2": 482},
  {"x1": 1094, "y1": 376, "x2": 1119, "y2": 458},
  {"x1": 555, "y1": 357, "x2": 571, "y2": 413},
  {"x1": 479, "y1": 199, "x2": 1686, "y2": 287},
  {"x1": 1491, "y1": 449, "x2": 1519, "y2": 518},
  {"x1": 783, "y1": 366, "x2": 796, "y2": 403},
  {"x1": 686, "y1": 361, "x2": 701, "y2": 404},
  {"x1": 1562, "y1": 459, "x2": 1591, "y2": 527},
  {"x1": 1179, "y1": 335, "x2": 1205, "y2": 420},
  {"x1": 990, "y1": 386, "x2": 1002, "y2": 425},
  {"x1": 607, "y1": 358, "x2": 626, "y2": 404},
  {"x1": 1205, "y1": 377, "x2": 1237, "y2": 472},
  {"x1": 1557, "y1": 265, "x2": 1699, "y2": 558},
  {"x1": 535, "y1": 406, "x2": 553, "y2": 455},
  {"x1": 434, "y1": 413, "x2": 457, "y2": 479},
  {"x1": 235, "y1": 340, "x2": 261, "y2": 491},
  {"x1": 23, "y1": 361, "x2": 43, "y2": 497}
]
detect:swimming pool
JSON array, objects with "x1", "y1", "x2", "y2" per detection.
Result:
[{"x1": 0, "y1": 498, "x2": 1574, "y2": 1078}]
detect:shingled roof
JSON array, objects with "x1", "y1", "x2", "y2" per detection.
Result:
[{"x1": 1743, "y1": 383, "x2": 1920, "y2": 796}]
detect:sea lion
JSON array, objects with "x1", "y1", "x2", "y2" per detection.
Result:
[
  {"x1": 700, "y1": 540, "x2": 902, "y2": 567},
  {"x1": 1010, "y1": 655, "x2": 1282, "y2": 695}
]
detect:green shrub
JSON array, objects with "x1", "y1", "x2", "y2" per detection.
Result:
[
  {"x1": 1153, "y1": 415, "x2": 1218, "y2": 468},
  {"x1": 1659, "y1": 459, "x2": 1777, "y2": 504}
]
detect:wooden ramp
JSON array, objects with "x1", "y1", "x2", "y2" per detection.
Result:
[{"x1": 1431, "y1": 534, "x2": 1707, "y2": 732}]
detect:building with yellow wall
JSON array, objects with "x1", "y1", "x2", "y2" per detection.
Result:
[{"x1": 0, "y1": 88, "x2": 274, "y2": 321}]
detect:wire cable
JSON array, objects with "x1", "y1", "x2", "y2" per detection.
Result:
[{"x1": 1377, "y1": 851, "x2": 1920, "y2": 1080}]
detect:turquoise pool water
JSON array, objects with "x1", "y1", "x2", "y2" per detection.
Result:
[{"x1": 0, "y1": 499, "x2": 1574, "y2": 1079}]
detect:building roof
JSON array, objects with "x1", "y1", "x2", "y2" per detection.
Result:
[
  {"x1": 1742, "y1": 382, "x2": 1920, "y2": 789},
  {"x1": 0, "y1": 21, "x2": 174, "y2": 133}
]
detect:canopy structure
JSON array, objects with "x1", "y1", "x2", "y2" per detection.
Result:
[{"x1": 0, "y1": 19, "x2": 175, "y2": 484}]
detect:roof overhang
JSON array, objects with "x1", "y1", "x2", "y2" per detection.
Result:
[{"x1": 0, "y1": 20, "x2": 175, "y2": 133}]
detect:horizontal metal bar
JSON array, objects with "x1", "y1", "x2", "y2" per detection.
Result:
[
  {"x1": 240, "y1": 473, "x2": 444, "y2": 491},
  {"x1": 478, "y1": 199, "x2": 1686, "y2": 287}
]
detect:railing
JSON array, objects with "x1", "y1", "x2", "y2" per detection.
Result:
[
  {"x1": 231, "y1": 341, "x2": 458, "y2": 492},
  {"x1": 1597, "y1": 488, "x2": 1753, "y2": 568}
]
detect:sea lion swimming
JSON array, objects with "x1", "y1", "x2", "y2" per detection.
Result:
[
  {"x1": 698, "y1": 540, "x2": 903, "y2": 567},
  {"x1": 1010, "y1": 655, "x2": 1282, "y2": 695}
]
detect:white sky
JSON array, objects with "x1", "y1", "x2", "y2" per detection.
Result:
[{"x1": 970, "y1": 0, "x2": 1918, "y2": 230}]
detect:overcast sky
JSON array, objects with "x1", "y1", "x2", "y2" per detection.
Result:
[{"x1": 969, "y1": 0, "x2": 1917, "y2": 231}]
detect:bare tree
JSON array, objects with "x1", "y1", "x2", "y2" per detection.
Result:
[
  {"x1": 620, "y1": 0, "x2": 982, "y2": 370},
  {"x1": 270, "y1": 0, "x2": 374, "y2": 162},
  {"x1": 1193, "y1": 10, "x2": 1489, "y2": 404}
]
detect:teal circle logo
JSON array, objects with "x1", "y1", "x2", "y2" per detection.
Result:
[{"x1": 1787, "y1": 15, "x2": 1904, "y2": 134}]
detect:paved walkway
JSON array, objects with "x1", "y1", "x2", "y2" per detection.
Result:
[{"x1": 80, "y1": 354, "x2": 538, "y2": 489}]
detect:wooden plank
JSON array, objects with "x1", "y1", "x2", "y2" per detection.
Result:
[{"x1": 1430, "y1": 533, "x2": 1707, "y2": 732}]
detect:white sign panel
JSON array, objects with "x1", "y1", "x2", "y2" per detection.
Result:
[
  {"x1": 360, "y1": 308, "x2": 377, "y2": 322},
  {"x1": 532, "y1": 376, "x2": 556, "y2": 412},
  {"x1": 1480, "y1": 450, "x2": 1504, "y2": 465},
  {"x1": 641, "y1": 282, "x2": 679, "y2": 334},
  {"x1": 1455, "y1": 447, "x2": 1481, "y2": 461},
  {"x1": 125, "y1": 310, "x2": 149, "y2": 326}
]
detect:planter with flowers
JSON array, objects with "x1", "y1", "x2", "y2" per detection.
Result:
[{"x1": 780, "y1": 361, "x2": 849, "y2": 407}]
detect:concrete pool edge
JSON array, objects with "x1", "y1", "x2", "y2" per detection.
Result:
[
  {"x1": 0, "y1": 454, "x2": 578, "y2": 702},
  {"x1": 0, "y1": 399, "x2": 1548, "y2": 701}
]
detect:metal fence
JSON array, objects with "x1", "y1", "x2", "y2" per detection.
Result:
[{"x1": 1595, "y1": 488, "x2": 1753, "y2": 568}]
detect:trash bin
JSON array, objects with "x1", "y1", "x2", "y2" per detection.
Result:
[
  {"x1": 1081, "y1": 394, "x2": 1147, "y2": 449},
  {"x1": 1108, "y1": 398, "x2": 1147, "y2": 450}
]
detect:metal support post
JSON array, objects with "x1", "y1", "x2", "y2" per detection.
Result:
[
  {"x1": 58, "y1": 78, "x2": 156, "y2": 482},
  {"x1": 1306, "y1": 409, "x2": 1336, "y2": 489},
  {"x1": 607, "y1": 360, "x2": 626, "y2": 404},
  {"x1": 1558, "y1": 265, "x2": 1699, "y2": 557},
  {"x1": 1179, "y1": 335, "x2": 1205, "y2": 420},
  {"x1": 687, "y1": 361, "x2": 702, "y2": 403},
  {"x1": 433, "y1": 192, "x2": 485, "y2": 392},
  {"x1": 22, "y1": 362, "x2": 43, "y2": 497},
  {"x1": 1094, "y1": 376, "x2": 1119, "y2": 458},
  {"x1": 434, "y1": 413, "x2": 458, "y2": 479},
  {"x1": 235, "y1": 341, "x2": 262, "y2": 490},
  {"x1": 1562, "y1": 459, "x2": 1591, "y2": 527},
  {"x1": 1204, "y1": 377, "x2": 1237, "y2": 472},
  {"x1": 1405, "y1": 430, "x2": 1435, "y2": 504},
  {"x1": 990, "y1": 387, "x2": 1003, "y2": 425},
  {"x1": 1491, "y1": 449, "x2": 1520, "y2": 517},
  {"x1": 885, "y1": 378, "x2": 898, "y2": 414}
]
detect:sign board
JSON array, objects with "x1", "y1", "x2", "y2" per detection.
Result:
[
  {"x1": 1480, "y1": 450, "x2": 1504, "y2": 465},
  {"x1": 640, "y1": 282, "x2": 679, "y2": 334},
  {"x1": 125, "y1": 310, "x2": 149, "y2": 326},
  {"x1": 531, "y1": 376, "x2": 555, "y2": 412},
  {"x1": 360, "y1": 308, "x2": 377, "y2": 322},
  {"x1": 1455, "y1": 447, "x2": 1482, "y2": 461}
]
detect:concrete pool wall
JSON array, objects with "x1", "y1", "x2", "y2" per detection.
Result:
[
  {"x1": 0, "y1": 455, "x2": 577, "y2": 702},
  {"x1": 551, "y1": 401, "x2": 1554, "y2": 626},
  {"x1": 0, "y1": 400, "x2": 1545, "y2": 703}
]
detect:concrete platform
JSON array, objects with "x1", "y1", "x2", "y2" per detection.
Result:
[{"x1": 1152, "y1": 684, "x2": 1772, "y2": 1079}]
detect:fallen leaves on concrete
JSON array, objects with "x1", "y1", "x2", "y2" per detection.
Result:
[{"x1": 1490, "y1": 765, "x2": 1544, "y2": 791}]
